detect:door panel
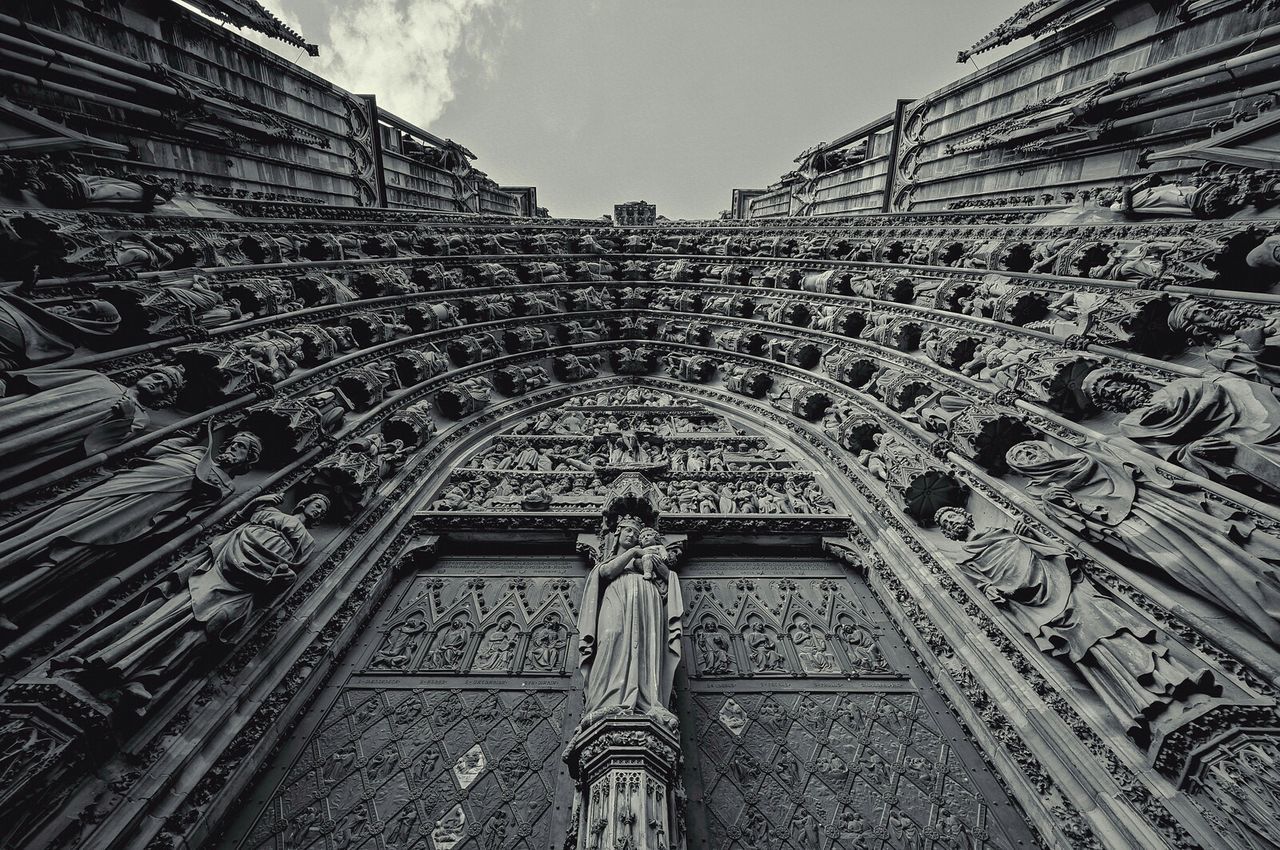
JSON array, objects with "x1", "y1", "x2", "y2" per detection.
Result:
[
  {"x1": 222, "y1": 557, "x2": 584, "y2": 850},
  {"x1": 676, "y1": 557, "x2": 1036, "y2": 850},
  {"x1": 221, "y1": 554, "x2": 1037, "y2": 850}
]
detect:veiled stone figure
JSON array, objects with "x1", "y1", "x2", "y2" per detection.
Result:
[
  {"x1": 0, "y1": 293, "x2": 120, "y2": 369},
  {"x1": 939, "y1": 509, "x2": 1217, "y2": 743},
  {"x1": 0, "y1": 431, "x2": 261, "y2": 630},
  {"x1": 578, "y1": 516, "x2": 684, "y2": 721},
  {"x1": 1118, "y1": 375, "x2": 1280, "y2": 495},
  {"x1": 53, "y1": 493, "x2": 328, "y2": 702},
  {"x1": 1006, "y1": 440, "x2": 1280, "y2": 642},
  {"x1": 0, "y1": 364, "x2": 184, "y2": 486}
]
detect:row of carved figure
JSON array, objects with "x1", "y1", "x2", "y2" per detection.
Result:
[
  {"x1": 7, "y1": 294, "x2": 1280, "y2": 541},
  {"x1": 13, "y1": 242, "x2": 1280, "y2": 388},
  {"x1": 508, "y1": 408, "x2": 737, "y2": 436},
  {"x1": 429, "y1": 473, "x2": 832, "y2": 515},
  {"x1": 6, "y1": 272, "x2": 1280, "y2": 515},
  {"x1": 464, "y1": 437, "x2": 792, "y2": 473},
  {"x1": 837, "y1": 410, "x2": 1280, "y2": 739},
  {"x1": 369, "y1": 608, "x2": 572, "y2": 675},
  {"x1": 14, "y1": 251, "x2": 1280, "y2": 408},
  {"x1": 0, "y1": 330, "x2": 1270, "y2": 770},
  {"x1": 5, "y1": 205, "x2": 1277, "y2": 289}
]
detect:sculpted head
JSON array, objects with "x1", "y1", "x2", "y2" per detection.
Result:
[
  {"x1": 218, "y1": 431, "x2": 263, "y2": 471},
  {"x1": 1246, "y1": 235, "x2": 1280, "y2": 272},
  {"x1": 295, "y1": 493, "x2": 331, "y2": 526},
  {"x1": 935, "y1": 507, "x2": 974, "y2": 541},
  {"x1": 615, "y1": 516, "x2": 643, "y2": 548},
  {"x1": 639, "y1": 528, "x2": 661, "y2": 547},
  {"x1": 52, "y1": 299, "x2": 121, "y2": 324},
  {"x1": 134, "y1": 364, "x2": 185, "y2": 406}
]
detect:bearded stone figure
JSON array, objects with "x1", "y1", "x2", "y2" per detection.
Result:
[
  {"x1": 0, "y1": 430, "x2": 261, "y2": 632},
  {"x1": 937, "y1": 508, "x2": 1218, "y2": 745},
  {"x1": 0, "y1": 364, "x2": 184, "y2": 487},
  {"x1": 53, "y1": 493, "x2": 329, "y2": 703},
  {"x1": 578, "y1": 516, "x2": 684, "y2": 723},
  {"x1": 1006, "y1": 439, "x2": 1280, "y2": 643}
]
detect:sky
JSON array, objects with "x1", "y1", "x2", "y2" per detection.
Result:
[{"x1": 239, "y1": 0, "x2": 1028, "y2": 219}]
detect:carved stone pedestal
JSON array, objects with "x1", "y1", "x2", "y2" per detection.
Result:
[
  {"x1": 0, "y1": 678, "x2": 111, "y2": 846},
  {"x1": 564, "y1": 715, "x2": 682, "y2": 850}
]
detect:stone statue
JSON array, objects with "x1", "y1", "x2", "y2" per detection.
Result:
[
  {"x1": 1205, "y1": 307, "x2": 1280, "y2": 388},
  {"x1": 53, "y1": 493, "x2": 329, "y2": 703},
  {"x1": 473, "y1": 613, "x2": 520, "y2": 672},
  {"x1": 790, "y1": 614, "x2": 838, "y2": 673},
  {"x1": 0, "y1": 364, "x2": 183, "y2": 486},
  {"x1": 578, "y1": 516, "x2": 684, "y2": 722},
  {"x1": 526, "y1": 612, "x2": 568, "y2": 672},
  {"x1": 309, "y1": 434, "x2": 407, "y2": 516},
  {"x1": 693, "y1": 614, "x2": 733, "y2": 674},
  {"x1": 938, "y1": 509, "x2": 1217, "y2": 744},
  {"x1": 0, "y1": 293, "x2": 120, "y2": 370},
  {"x1": 743, "y1": 614, "x2": 786, "y2": 672},
  {"x1": 103, "y1": 275, "x2": 242, "y2": 336},
  {"x1": 1119, "y1": 374, "x2": 1280, "y2": 495},
  {"x1": 0, "y1": 430, "x2": 261, "y2": 632},
  {"x1": 37, "y1": 170, "x2": 172, "y2": 210},
  {"x1": 1006, "y1": 439, "x2": 1280, "y2": 642}
]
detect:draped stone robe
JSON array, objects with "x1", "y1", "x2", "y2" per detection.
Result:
[
  {"x1": 577, "y1": 536, "x2": 683, "y2": 720},
  {"x1": 59, "y1": 506, "x2": 315, "y2": 695},
  {"x1": 959, "y1": 524, "x2": 1216, "y2": 742},
  {"x1": 1119, "y1": 375, "x2": 1280, "y2": 494},
  {"x1": 0, "y1": 437, "x2": 234, "y2": 618},
  {"x1": 0, "y1": 368, "x2": 148, "y2": 487},
  {"x1": 1013, "y1": 442, "x2": 1280, "y2": 643},
  {"x1": 0, "y1": 293, "x2": 119, "y2": 370}
]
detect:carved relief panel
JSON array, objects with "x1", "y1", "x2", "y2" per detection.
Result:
[
  {"x1": 220, "y1": 558, "x2": 584, "y2": 850},
  {"x1": 676, "y1": 558, "x2": 1036, "y2": 850}
]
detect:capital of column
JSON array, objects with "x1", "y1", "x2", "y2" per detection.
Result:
[{"x1": 564, "y1": 714, "x2": 683, "y2": 850}]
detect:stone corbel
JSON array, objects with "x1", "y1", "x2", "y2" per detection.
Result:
[{"x1": 821, "y1": 536, "x2": 869, "y2": 575}]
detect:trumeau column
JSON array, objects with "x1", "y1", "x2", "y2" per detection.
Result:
[
  {"x1": 564, "y1": 473, "x2": 686, "y2": 850},
  {"x1": 565, "y1": 716, "x2": 682, "y2": 850}
]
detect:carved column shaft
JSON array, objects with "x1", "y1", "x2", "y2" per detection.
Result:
[{"x1": 568, "y1": 717, "x2": 681, "y2": 850}]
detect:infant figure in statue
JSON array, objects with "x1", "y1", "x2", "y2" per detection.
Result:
[{"x1": 637, "y1": 527, "x2": 669, "y2": 583}]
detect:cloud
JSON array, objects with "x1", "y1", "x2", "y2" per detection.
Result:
[{"x1": 312, "y1": 0, "x2": 512, "y2": 126}]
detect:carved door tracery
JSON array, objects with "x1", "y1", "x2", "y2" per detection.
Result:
[
  {"x1": 675, "y1": 558, "x2": 1037, "y2": 850},
  {"x1": 220, "y1": 553, "x2": 1037, "y2": 850},
  {"x1": 221, "y1": 558, "x2": 584, "y2": 850}
]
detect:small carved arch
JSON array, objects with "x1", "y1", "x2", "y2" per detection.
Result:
[
  {"x1": 740, "y1": 611, "x2": 789, "y2": 675},
  {"x1": 523, "y1": 610, "x2": 572, "y2": 674},
  {"x1": 787, "y1": 612, "x2": 841, "y2": 675},
  {"x1": 997, "y1": 241, "x2": 1035, "y2": 272},
  {"x1": 368, "y1": 607, "x2": 431, "y2": 672},
  {"x1": 691, "y1": 612, "x2": 737, "y2": 676},
  {"x1": 827, "y1": 355, "x2": 879, "y2": 389},
  {"x1": 421, "y1": 611, "x2": 476, "y2": 672},
  {"x1": 471, "y1": 612, "x2": 523, "y2": 674}
]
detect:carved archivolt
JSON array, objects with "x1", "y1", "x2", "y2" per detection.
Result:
[{"x1": 3, "y1": 207, "x2": 1280, "y2": 850}]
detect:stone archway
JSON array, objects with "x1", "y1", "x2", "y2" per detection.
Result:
[{"x1": 210, "y1": 378, "x2": 1039, "y2": 850}]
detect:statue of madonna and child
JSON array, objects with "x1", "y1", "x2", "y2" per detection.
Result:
[
  {"x1": 576, "y1": 515, "x2": 684, "y2": 728},
  {"x1": 567, "y1": 510, "x2": 686, "y2": 850}
]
